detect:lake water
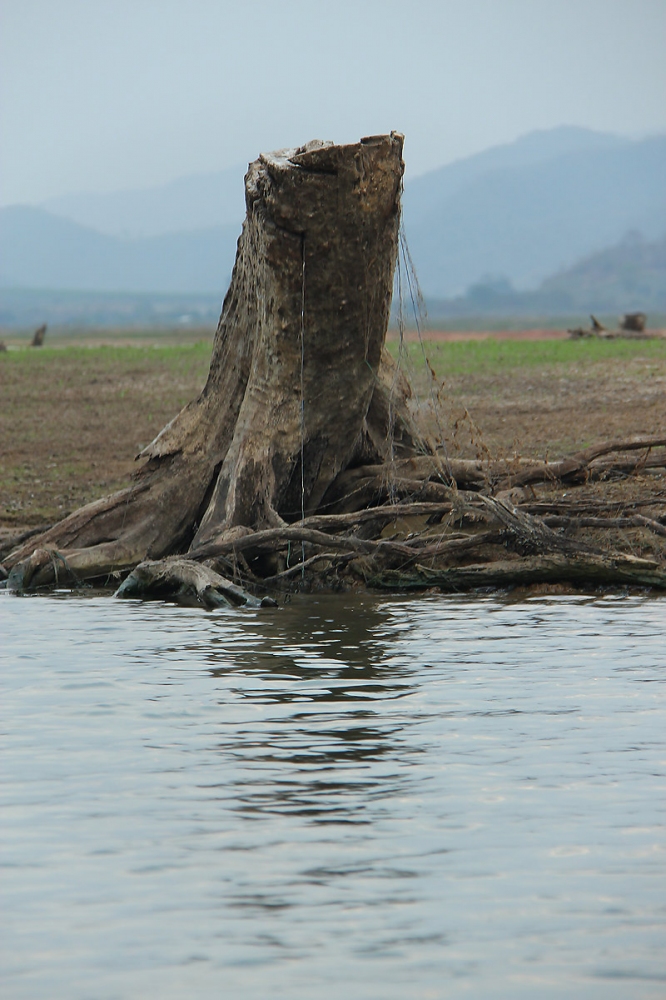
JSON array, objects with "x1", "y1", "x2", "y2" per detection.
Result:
[{"x1": 1, "y1": 590, "x2": 665, "y2": 999}]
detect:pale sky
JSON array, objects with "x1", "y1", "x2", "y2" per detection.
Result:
[{"x1": 1, "y1": 0, "x2": 665, "y2": 206}]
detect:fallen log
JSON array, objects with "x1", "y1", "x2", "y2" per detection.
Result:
[{"x1": 369, "y1": 553, "x2": 666, "y2": 592}]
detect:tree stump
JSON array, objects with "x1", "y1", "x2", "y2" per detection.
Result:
[
  {"x1": 7, "y1": 134, "x2": 666, "y2": 598},
  {"x1": 621, "y1": 312, "x2": 647, "y2": 333},
  {"x1": 31, "y1": 324, "x2": 47, "y2": 347},
  {"x1": 7, "y1": 133, "x2": 423, "y2": 589}
]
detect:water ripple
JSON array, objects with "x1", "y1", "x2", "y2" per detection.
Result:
[{"x1": 1, "y1": 590, "x2": 665, "y2": 999}]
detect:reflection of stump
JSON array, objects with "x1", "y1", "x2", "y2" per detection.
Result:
[
  {"x1": 7, "y1": 133, "x2": 422, "y2": 587},
  {"x1": 31, "y1": 324, "x2": 47, "y2": 347}
]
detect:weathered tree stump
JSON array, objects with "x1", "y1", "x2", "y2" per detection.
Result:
[
  {"x1": 7, "y1": 133, "x2": 423, "y2": 590},
  {"x1": 621, "y1": 312, "x2": 647, "y2": 333},
  {"x1": 31, "y1": 324, "x2": 47, "y2": 347},
  {"x1": 5, "y1": 134, "x2": 666, "y2": 599}
]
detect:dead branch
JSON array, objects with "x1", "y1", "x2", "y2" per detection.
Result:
[
  {"x1": 190, "y1": 525, "x2": 417, "y2": 562},
  {"x1": 261, "y1": 552, "x2": 356, "y2": 584},
  {"x1": 543, "y1": 513, "x2": 666, "y2": 537},
  {"x1": 521, "y1": 497, "x2": 666, "y2": 516},
  {"x1": 280, "y1": 501, "x2": 455, "y2": 532},
  {"x1": 502, "y1": 437, "x2": 666, "y2": 488},
  {"x1": 0, "y1": 524, "x2": 54, "y2": 561}
]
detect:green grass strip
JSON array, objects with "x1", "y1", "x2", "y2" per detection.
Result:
[{"x1": 388, "y1": 337, "x2": 666, "y2": 374}]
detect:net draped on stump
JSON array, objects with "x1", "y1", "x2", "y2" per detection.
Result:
[{"x1": 6, "y1": 132, "x2": 666, "y2": 599}]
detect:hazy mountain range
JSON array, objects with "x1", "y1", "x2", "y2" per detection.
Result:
[
  {"x1": 42, "y1": 164, "x2": 246, "y2": 238},
  {"x1": 1, "y1": 126, "x2": 665, "y2": 315},
  {"x1": 401, "y1": 128, "x2": 666, "y2": 294},
  {"x1": 3, "y1": 230, "x2": 664, "y2": 330},
  {"x1": 0, "y1": 206, "x2": 240, "y2": 296},
  {"x1": 425, "y1": 232, "x2": 666, "y2": 318}
]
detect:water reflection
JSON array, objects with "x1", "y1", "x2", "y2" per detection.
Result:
[
  {"x1": 188, "y1": 596, "x2": 421, "y2": 825},
  {"x1": 202, "y1": 593, "x2": 412, "y2": 678}
]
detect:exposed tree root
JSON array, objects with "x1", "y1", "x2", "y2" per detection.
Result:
[
  {"x1": 115, "y1": 558, "x2": 277, "y2": 609},
  {"x1": 0, "y1": 524, "x2": 53, "y2": 563},
  {"x1": 5, "y1": 435, "x2": 666, "y2": 599}
]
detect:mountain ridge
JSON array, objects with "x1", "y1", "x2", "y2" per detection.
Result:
[
  {"x1": 425, "y1": 232, "x2": 666, "y2": 318},
  {"x1": 42, "y1": 163, "x2": 247, "y2": 238},
  {"x1": 1, "y1": 127, "x2": 664, "y2": 300},
  {"x1": 0, "y1": 206, "x2": 240, "y2": 294},
  {"x1": 37, "y1": 126, "x2": 625, "y2": 239},
  {"x1": 402, "y1": 133, "x2": 666, "y2": 294}
]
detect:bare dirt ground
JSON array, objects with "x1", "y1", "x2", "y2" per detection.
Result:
[
  {"x1": 430, "y1": 356, "x2": 666, "y2": 459},
  {"x1": 2, "y1": 336, "x2": 666, "y2": 555},
  {"x1": 0, "y1": 345, "x2": 211, "y2": 531}
]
